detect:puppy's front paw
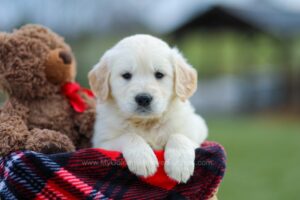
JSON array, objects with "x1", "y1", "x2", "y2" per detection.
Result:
[
  {"x1": 164, "y1": 148, "x2": 195, "y2": 183},
  {"x1": 123, "y1": 145, "x2": 158, "y2": 177}
]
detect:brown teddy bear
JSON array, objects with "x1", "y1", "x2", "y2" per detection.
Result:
[{"x1": 0, "y1": 24, "x2": 95, "y2": 156}]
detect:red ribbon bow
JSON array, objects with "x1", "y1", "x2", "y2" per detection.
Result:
[{"x1": 62, "y1": 82, "x2": 94, "y2": 113}]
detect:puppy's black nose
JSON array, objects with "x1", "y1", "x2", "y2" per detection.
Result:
[{"x1": 135, "y1": 93, "x2": 153, "y2": 107}]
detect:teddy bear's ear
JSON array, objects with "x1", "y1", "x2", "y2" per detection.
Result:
[
  {"x1": 0, "y1": 33, "x2": 8, "y2": 68},
  {"x1": 15, "y1": 24, "x2": 68, "y2": 50},
  {"x1": 0, "y1": 32, "x2": 7, "y2": 50},
  {"x1": 0, "y1": 32, "x2": 6, "y2": 40},
  {"x1": 17, "y1": 24, "x2": 49, "y2": 34}
]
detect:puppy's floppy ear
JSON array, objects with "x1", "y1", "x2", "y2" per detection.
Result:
[
  {"x1": 172, "y1": 48, "x2": 197, "y2": 101},
  {"x1": 88, "y1": 54, "x2": 110, "y2": 102}
]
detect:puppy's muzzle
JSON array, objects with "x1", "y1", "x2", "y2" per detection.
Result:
[{"x1": 135, "y1": 93, "x2": 153, "y2": 107}]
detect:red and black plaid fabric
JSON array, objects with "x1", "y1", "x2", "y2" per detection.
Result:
[{"x1": 0, "y1": 141, "x2": 226, "y2": 200}]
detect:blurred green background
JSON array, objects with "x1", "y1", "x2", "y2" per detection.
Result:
[
  {"x1": 1, "y1": 0, "x2": 300, "y2": 199},
  {"x1": 208, "y1": 115, "x2": 300, "y2": 200}
]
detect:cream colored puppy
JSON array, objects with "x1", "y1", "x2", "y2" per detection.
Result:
[{"x1": 89, "y1": 35, "x2": 208, "y2": 183}]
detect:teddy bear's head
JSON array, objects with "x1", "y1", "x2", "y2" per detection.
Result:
[{"x1": 0, "y1": 24, "x2": 76, "y2": 99}]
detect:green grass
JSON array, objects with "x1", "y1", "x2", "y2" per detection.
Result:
[{"x1": 207, "y1": 115, "x2": 300, "y2": 200}]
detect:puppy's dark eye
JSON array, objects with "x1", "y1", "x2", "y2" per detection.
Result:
[
  {"x1": 155, "y1": 72, "x2": 164, "y2": 79},
  {"x1": 122, "y1": 72, "x2": 132, "y2": 80}
]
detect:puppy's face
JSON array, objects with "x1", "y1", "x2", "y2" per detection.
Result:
[
  {"x1": 110, "y1": 47, "x2": 173, "y2": 118},
  {"x1": 89, "y1": 35, "x2": 197, "y2": 119}
]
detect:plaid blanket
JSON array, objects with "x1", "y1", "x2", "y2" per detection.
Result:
[{"x1": 0, "y1": 141, "x2": 226, "y2": 200}]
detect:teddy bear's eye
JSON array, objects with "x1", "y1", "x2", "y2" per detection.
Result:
[
  {"x1": 155, "y1": 71, "x2": 164, "y2": 79},
  {"x1": 122, "y1": 72, "x2": 132, "y2": 80}
]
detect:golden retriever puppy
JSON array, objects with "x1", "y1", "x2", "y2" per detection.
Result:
[{"x1": 89, "y1": 35, "x2": 208, "y2": 183}]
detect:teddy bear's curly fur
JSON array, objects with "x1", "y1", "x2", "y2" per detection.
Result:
[{"x1": 0, "y1": 24, "x2": 95, "y2": 156}]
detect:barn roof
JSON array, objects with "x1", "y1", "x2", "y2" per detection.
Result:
[{"x1": 143, "y1": 0, "x2": 300, "y2": 37}]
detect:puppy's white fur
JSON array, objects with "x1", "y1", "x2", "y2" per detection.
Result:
[{"x1": 89, "y1": 35, "x2": 208, "y2": 183}]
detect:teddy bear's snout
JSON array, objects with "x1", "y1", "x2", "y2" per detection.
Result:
[
  {"x1": 59, "y1": 50, "x2": 72, "y2": 65},
  {"x1": 44, "y1": 49, "x2": 76, "y2": 84}
]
